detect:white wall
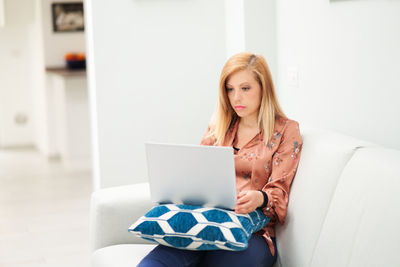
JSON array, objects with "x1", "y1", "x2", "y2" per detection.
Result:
[
  {"x1": 86, "y1": 0, "x2": 228, "y2": 189},
  {"x1": 0, "y1": 0, "x2": 36, "y2": 147},
  {"x1": 30, "y1": 0, "x2": 48, "y2": 155},
  {"x1": 276, "y1": 0, "x2": 400, "y2": 150},
  {"x1": 225, "y1": 0, "x2": 245, "y2": 57},
  {"x1": 0, "y1": 0, "x2": 5, "y2": 27},
  {"x1": 225, "y1": 0, "x2": 277, "y2": 76},
  {"x1": 244, "y1": 0, "x2": 277, "y2": 78}
]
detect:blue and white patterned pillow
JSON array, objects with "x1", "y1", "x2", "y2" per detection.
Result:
[{"x1": 128, "y1": 204, "x2": 270, "y2": 251}]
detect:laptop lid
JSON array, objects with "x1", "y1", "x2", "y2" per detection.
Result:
[{"x1": 145, "y1": 142, "x2": 237, "y2": 210}]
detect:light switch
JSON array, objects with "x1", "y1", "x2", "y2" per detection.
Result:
[{"x1": 287, "y1": 67, "x2": 299, "y2": 88}]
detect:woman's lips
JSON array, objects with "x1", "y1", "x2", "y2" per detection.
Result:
[{"x1": 235, "y1": 106, "x2": 245, "y2": 110}]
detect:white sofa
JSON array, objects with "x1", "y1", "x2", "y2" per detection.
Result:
[{"x1": 90, "y1": 127, "x2": 400, "y2": 266}]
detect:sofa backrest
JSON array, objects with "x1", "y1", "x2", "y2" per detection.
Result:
[
  {"x1": 275, "y1": 127, "x2": 376, "y2": 267},
  {"x1": 310, "y1": 146, "x2": 400, "y2": 266}
]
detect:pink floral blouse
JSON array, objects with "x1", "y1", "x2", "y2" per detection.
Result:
[{"x1": 200, "y1": 116, "x2": 303, "y2": 256}]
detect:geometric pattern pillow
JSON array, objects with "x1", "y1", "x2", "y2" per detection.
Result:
[{"x1": 128, "y1": 204, "x2": 270, "y2": 251}]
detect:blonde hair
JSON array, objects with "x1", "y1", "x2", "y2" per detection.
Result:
[{"x1": 207, "y1": 52, "x2": 287, "y2": 146}]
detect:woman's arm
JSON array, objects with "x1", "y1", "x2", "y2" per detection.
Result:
[{"x1": 261, "y1": 120, "x2": 303, "y2": 224}]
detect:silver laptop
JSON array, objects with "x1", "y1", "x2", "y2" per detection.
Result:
[{"x1": 145, "y1": 142, "x2": 237, "y2": 210}]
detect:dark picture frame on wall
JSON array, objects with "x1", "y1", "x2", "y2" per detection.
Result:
[{"x1": 51, "y1": 2, "x2": 84, "y2": 33}]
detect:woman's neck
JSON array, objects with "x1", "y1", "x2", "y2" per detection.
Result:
[{"x1": 239, "y1": 116, "x2": 259, "y2": 129}]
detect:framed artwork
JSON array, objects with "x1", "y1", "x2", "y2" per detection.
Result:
[{"x1": 52, "y1": 2, "x2": 84, "y2": 33}]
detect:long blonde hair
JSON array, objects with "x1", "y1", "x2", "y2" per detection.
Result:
[{"x1": 207, "y1": 52, "x2": 287, "y2": 146}]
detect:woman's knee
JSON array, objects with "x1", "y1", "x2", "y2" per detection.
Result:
[{"x1": 138, "y1": 245, "x2": 204, "y2": 267}]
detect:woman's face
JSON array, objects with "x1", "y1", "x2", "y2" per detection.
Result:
[{"x1": 225, "y1": 69, "x2": 262, "y2": 122}]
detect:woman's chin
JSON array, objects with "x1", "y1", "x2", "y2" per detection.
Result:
[{"x1": 235, "y1": 112, "x2": 248, "y2": 118}]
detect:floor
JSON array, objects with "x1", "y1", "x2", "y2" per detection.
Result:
[{"x1": 0, "y1": 148, "x2": 93, "y2": 267}]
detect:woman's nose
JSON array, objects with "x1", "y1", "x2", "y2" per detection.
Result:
[{"x1": 232, "y1": 90, "x2": 242, "y2": 101}]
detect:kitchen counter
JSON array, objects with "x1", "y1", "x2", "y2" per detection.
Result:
[{"x1": 45, "y1": 67, "x2": 86, "y2": 77}]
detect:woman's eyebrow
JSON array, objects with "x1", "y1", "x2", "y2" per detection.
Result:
[{"x1": 226, "y1": 82, "x2": 250, "y2": 87}]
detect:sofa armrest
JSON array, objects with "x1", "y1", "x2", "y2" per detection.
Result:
[{"x1": 89, "y1": 182, "x2": 155, "y2": 252}]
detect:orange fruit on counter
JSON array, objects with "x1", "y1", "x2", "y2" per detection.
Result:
[
  {"x1": 65, "y1": 53, "x2": 77, "y2": 61},
  {"x1": 65, "y1": 52, "x2": 85, "y2": 61},
  {"x1": 76, "y1": 53, "x2": 85, "y2": 60}
]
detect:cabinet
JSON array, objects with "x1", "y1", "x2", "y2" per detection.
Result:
[{"x1": 45, "y1": 67, "x2": 91, "y2": 170}]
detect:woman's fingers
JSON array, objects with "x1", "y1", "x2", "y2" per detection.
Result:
[
  {"x1": 235, "y1": 190, "x2": 260, "y2": 214},
  {"x1": 236, "y1": 193, "x2": 249, "y2": 205},
  {"x1": 235, "y1": 202, "x2": 254, "y2": 214},
  {"x1": 235, "y1": 200, "x2": 254, "y2": 214},
  {"x1": 235, "y1": 199, "x2": 247, "y2": 213},
  {"x1": 237, "y1": 191, "x2": 247, "y2": 199}
]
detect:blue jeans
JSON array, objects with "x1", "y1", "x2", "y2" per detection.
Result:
[{"x1": 137, "y1": 234, "x2": 277, "y2": 267}]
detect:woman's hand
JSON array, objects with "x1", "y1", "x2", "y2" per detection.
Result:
[{"x1": 234, "y1": 190, "x2": 264, "y2": 214}]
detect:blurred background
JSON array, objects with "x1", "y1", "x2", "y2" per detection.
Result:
[{"x1": 0, "y1": 0, "x2": 399, "y2": 266}]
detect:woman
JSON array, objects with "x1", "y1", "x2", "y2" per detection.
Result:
[{"x1": 138, "y1": 52, "x2": 303, "y2": 267}]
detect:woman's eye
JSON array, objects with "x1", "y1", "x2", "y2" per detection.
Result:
[
  {"x1": 226, "y1": 87, "x2": 233, "y2": 92},
  {"x1": 243, "y1": 87, "x2": 250, "y2": 91}
]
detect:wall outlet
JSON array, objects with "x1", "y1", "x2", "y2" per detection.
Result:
[{"x1": 14, "y1": 112, "x2": 28, "y2": 125}]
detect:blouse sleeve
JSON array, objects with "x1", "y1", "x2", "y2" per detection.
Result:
[
  {"x1": 200, "y1": 125, "x2": 216, "y2": 146},
  {"x1": 261, "y1": 120, "x2": 303, "y2": 224}
]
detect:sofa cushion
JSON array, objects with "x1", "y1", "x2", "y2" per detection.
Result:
[
  {"x1": 128, "y1": 204, "x2": 270, "y2": 251},
  {"x1": 92, "y1": 244, "x2": 156, "y2": 267},
  {"x1": 311, "y1": 147, "x2": 400, "y2": 266}
]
